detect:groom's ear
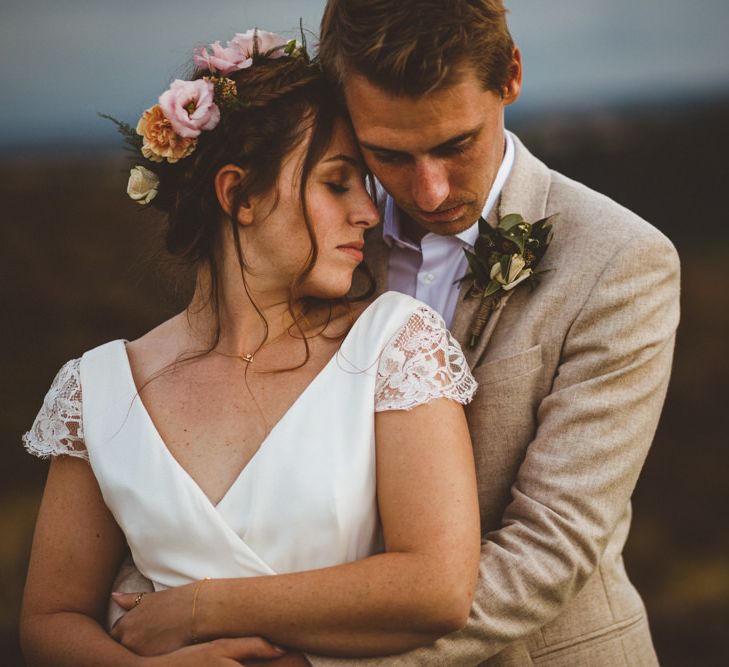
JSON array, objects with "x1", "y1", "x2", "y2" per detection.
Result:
[
  {"x1": 215, "y1": 164, "x2": 255, "y2": 226},
  {"x1": 502, "y1": 47, "x2": 523, "y2": 105}
]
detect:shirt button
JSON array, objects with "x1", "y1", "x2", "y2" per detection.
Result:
[{"x1": 422, "y1": 272, "x2": 436, "y2": 285}]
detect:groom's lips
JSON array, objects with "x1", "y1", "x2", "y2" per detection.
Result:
[{"x1": 414, "y1": 203, "x2": 468, "y2": 224}]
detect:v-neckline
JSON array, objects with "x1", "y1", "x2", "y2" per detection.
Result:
[{"x1": 115, "y1": 306, "x2": 372, "y2": 510}]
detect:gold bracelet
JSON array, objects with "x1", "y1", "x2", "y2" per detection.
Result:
[{"x1": 190, "y1": 577, "x2": 211, "y2": 644}]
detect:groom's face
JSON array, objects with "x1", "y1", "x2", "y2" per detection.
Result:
[{"x1": 344, "y1": 65, "x2": 519, "y2": 237}]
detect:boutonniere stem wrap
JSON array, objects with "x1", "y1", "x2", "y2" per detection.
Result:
[{"x1": 461, "y1": 213, "x2": 555, "y2": 348}]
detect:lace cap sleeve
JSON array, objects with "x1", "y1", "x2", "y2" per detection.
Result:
[
  {"x1": 375, "y1": 305, "x2": 477, "y2": 412},
  {"x1": 22, "y1": 358, "x2": 88, "y2": 461}
]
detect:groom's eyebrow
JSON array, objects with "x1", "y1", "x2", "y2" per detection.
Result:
[{"x1": 359, "y1": 125, "x2": 483, "y2": 156}]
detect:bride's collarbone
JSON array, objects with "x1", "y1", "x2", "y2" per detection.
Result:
[{"x1": 126, "y1": 331, "x2": 345, "y2": 504}]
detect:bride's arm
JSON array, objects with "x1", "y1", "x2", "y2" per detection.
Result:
[
  {"x1": 20, "y1": 456, "x2": 143, "y2": 666},
  {"x1": 21, "y1": 456, "x2": 286, "y2": 667},
  {"x1": 113, "y1": 396, "x2": 481, "y2": 658}
]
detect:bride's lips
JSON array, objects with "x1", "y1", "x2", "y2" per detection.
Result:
[
  {"x1": 415, "y1": 203, "x2": 468, "y2": 224},
  {"x1": 337, "y1": 241, "x2": 365, "y2": 262}
]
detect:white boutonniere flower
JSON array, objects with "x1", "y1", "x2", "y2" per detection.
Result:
[{"x1": 460, "y1": 213, "x2": 555, "y2": 348}]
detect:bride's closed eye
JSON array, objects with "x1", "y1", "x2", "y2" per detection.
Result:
[{"x1": 326, "y1": 182, "x2": 350, "y2": 194}]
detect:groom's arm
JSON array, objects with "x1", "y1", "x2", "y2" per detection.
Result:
[{"x1": 306, "y1": 225, "x2": 680, "y2": 665}]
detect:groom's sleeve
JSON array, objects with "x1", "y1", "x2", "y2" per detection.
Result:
[{"x1": 306, "y1": 224, "x2": 680, "y2": 665}]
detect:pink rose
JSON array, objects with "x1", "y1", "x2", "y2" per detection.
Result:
[
  {"x1": 193, "y1": 40, "x2": 252, "y2": 75},
  {"x1": 229, "y1": 29, "x2": 288, "y2": 59},
  {"x1": 158, "y1": 79, "x2": 220, "y2": 139}
]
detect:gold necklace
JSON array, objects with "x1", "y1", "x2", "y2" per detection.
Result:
[
  {"x1": 211, "y1": 326, "x2": 294, "y2": 364},
  {"x1": 211, "y1": 348, "x2": 256, "y2": 363}
]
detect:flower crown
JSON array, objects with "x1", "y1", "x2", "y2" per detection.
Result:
[{"x1": 103, "y1": 29, "x2": 304, "y2": 205}]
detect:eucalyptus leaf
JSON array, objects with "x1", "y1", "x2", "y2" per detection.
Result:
[
  {"x1": 474, "y1": 234, "x2": 495, "y2": 257},
  {"x1": 499, "y1": 213, "x2": 524, "y2": 231},
  {"x1": 478, "y1": 216, "x2": 491, "y2": 235},
  {"x1": 503, "y1": 229, "x2": 525, "y2": 254},
  {"x1": 464, "y1": 249, "x2": 490, "y2": 282},
  {"x1": 498, "y1": 254, "x2": 512, "y2": 282},
  {"x1": 533, "y1": 214, "x2": 556, "y2": 240},
  {"x1": 484, "y1": 280, "x2": 502, "y2": 297}
]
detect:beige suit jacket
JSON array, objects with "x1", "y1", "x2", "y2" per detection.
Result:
[{"x1": 310, "y1": 134, "x2": 680, "y2": 666}]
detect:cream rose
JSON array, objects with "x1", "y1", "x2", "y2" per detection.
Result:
[
  {"x1": 490, "y1": 254, "x2": 533, "y2": 290},
  {"x1": 127, "y1": 166, "x2": 159, "y2": 204}
]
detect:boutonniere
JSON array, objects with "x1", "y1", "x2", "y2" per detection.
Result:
[{"x1": 461, "y1": 213, "x2": 555, "y2": 348}]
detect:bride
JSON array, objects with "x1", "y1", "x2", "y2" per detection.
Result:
[{"x1": 20, "y1": 30, "x2": 480, "y2": 666}]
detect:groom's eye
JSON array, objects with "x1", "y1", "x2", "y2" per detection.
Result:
[
  {"x1": 372, "y1": 151, "x2": 410, "y2": 165},
  {"x1": 434, "y1": 142, "x2": 469, "y2": 158}
]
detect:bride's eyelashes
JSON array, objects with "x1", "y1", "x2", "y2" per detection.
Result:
[
  {"x1": 319, "y1": 160, "x2": 368, "y2": 195},
  {"x1": 326, "y1": 182, "x2": 350, "y2": 194}
]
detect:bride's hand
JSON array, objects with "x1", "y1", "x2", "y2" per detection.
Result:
[
  {"x1": 111, "y1": 586, "x2": 208, "y2": 655},
  {"x1": 142, "y1": 637, "x2": 288, "y2": 665}
]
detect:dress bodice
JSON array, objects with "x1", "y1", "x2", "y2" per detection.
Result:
[{"x1": 24, "y1": 292, "x2": 476, "y2": 590}]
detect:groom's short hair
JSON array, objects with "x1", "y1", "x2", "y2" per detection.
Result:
[{"x1": 319, "y1": 0, "x2": 515, "y2": 96}]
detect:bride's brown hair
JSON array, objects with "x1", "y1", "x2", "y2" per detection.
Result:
[{"x1": 147, "y1": 51, "x2": 375, "y2": 364}]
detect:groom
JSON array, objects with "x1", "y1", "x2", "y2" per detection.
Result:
[{"x1": 309, "y1": 0, "x2": 680, "y2": 665}]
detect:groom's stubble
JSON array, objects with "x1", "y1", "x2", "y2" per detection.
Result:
[
  {"x1": 318, "y1": 0, "x2": 519, "y2": 238},
  {"x1": 343, "y1": 63, "x2": 521, "y2": 240}
]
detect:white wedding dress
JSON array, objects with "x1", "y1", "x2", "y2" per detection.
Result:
[{"x1": 24, "y1": 292, "x2": 477, "y2": 614}]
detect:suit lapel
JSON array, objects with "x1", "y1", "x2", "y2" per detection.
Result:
[
  {"x1": 453, "y1": 134, "x2": 553, "y2": 367},
  {"x1": 499, "y1": 134, "x2": 552, "y2": 236}
]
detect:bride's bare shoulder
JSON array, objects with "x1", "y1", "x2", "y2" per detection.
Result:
[{"x1": 322, "y1": 298, "x2": 375, "y2": 338}]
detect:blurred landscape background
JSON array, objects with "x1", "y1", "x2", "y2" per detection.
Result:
[{"x1": 2, "y1": 1, "x2": 728, "y2": 665}]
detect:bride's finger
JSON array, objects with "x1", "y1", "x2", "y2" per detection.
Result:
[
  {"x1": 211, "y1": 637, "x2": 286, "y2": 660},
  {"x1": 111, "y1": 590, "x2": 148, "y2": 610}
]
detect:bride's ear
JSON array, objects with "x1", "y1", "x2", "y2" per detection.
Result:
[{"x1": 214, "y1": 164, "x2": 254, "y2": 226}]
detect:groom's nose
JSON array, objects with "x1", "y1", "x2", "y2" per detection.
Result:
[{"x1": 411, "y1": 158, "x2": 450, "y2": 212}]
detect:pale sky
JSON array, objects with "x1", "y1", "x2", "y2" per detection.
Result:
[{"x1": 2, "y1": 0, "x2": 728, "y2": 149}]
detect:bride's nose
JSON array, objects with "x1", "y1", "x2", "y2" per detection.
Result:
[{"x1": 349, "y1": 191, "x2": 380, "y2": 229}]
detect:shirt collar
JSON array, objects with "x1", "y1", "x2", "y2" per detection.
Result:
[{"x1": 383, "y1": 130, "x2": 515, "y2": 250}]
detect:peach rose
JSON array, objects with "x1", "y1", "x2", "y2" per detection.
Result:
[{"x1": 136, "y1": 104, "x2": 197, "y2": 163}]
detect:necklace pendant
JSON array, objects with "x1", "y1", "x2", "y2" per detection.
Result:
[{"x1": 242, "y1": 353, "x2": 253, "y2": 364}]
